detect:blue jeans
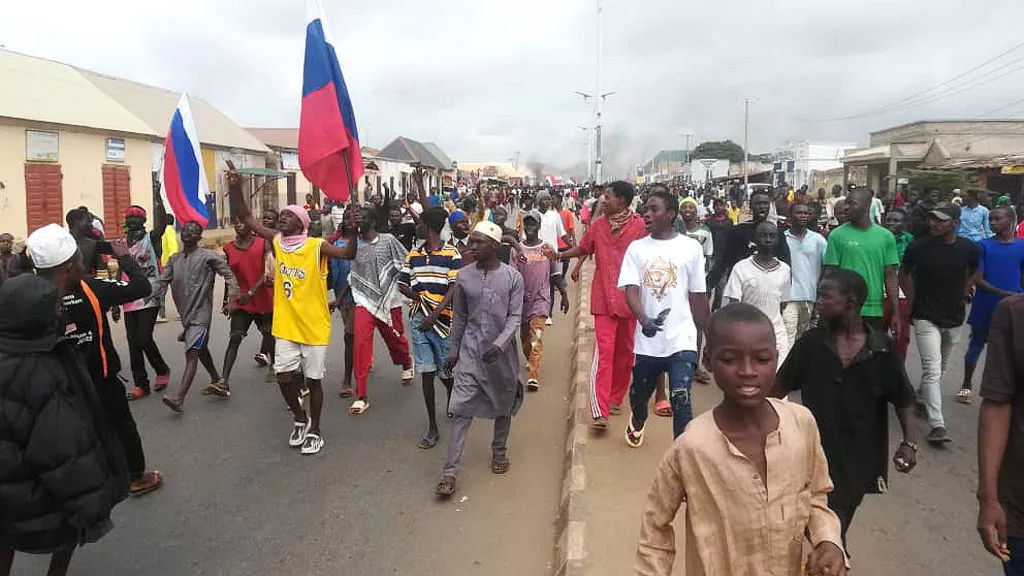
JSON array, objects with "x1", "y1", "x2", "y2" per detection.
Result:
[
  {"x1": 629, "y1": 350, "x2": 698, "y2": 438},
  {"x1": 1007, "y1": 537, "x2": 1024, "y2": 576},
  {"x1": 411, "y1": 313, "x2": 450, "y2": 374}
]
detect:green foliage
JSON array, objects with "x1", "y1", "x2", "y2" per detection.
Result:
[
  {"x1": 691, "y1": 140, "x2": 746, "y2": 164},
  {"x1": 902, "y1": 169, "x2": 969, "y2": 195}
]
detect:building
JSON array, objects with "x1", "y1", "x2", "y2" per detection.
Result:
[
  {"x1": 456, "y1": 162, "x2": 532, "y2": 186},
  {"x1": 842, "y1": 120, "x2": 1024, "y2": 196},
  {"x1": 772, "y1": 141, "x2": 857, "y2": 189},
  {"x1": 245, "y1": 128, "x2": 314, "y2": 208},
  {"x1": 642, "y1": 150, "x2": 688, "y2": 181},
  {"x1": 376, "y1": 136, "x2": 456, "y2": 196},
  {"x1": 0, "y1": 49, "x2": 270, "y2": 237}
]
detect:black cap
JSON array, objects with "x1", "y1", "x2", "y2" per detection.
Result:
[{"x1": 928, "y1": 203, "x2": 961, "y2": 221}]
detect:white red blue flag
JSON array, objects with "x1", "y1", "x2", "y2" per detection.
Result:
[
  {"x1": 299, "y1": 0, "x2": 363, "y2": 201},
  {"x1": 160, "y1": 93, "x2": 210, "y2": 227}
]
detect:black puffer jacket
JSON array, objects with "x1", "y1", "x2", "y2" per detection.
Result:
[{"x1": 0, "y1": 274, "x2": 130, "y2": 553}]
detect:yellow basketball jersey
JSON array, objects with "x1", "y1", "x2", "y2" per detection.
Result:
[{"x1": 272, "y1": 236, "x2": 331, "y2": 346}]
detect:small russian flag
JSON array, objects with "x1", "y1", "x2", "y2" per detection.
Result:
[
  {"x1": 160, "y1": 93, "x2": 210, "y2": 227},
  {"x1": 300, "y1": 0, "x2": 364, "y2": 202}
]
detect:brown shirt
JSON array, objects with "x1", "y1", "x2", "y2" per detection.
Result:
[
  {"x1": 635, "y1": 399, "x2": 843, "y2": 576},
  {"x1": 979, "y1": 294, "x2": 1024, "y2": 537}
]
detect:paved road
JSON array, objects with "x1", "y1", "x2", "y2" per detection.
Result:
[
  {"x1": 11, "y1": 279, "x2": 576, "y2": 575},
  {"x1": 586, "y1": 320, "x2": 1004, "y2": 575}
]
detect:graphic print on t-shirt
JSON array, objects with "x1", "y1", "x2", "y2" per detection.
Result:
[{"x1": 642, "y1": 255, "x2": 679, "y2": 301}]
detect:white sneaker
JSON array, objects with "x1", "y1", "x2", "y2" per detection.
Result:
[
  {"x1": 288, "y1": 418, "x2": 310, "y2": 447},
  {"x1": 545, "y1": 317, "x2": 554, "y2": 326},
  {"x1": 526, "y1": 379, "x2": 540, "y2": 391},
  {"x1": 300, "y1": 433, "x2": 324, "y2": 455}
]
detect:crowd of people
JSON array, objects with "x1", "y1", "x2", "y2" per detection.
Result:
[{"x1": 1, "y1": 165, "x2": 1023, "y2": 575}]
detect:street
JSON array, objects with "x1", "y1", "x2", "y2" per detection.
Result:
[
  {"x1": 585, "y1": 318, "x2": 1002, "y2": 575},
  {"x1": 9, "y1": 278, "x2": 577, "y2": 576}
]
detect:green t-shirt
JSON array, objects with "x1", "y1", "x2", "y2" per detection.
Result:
[{"x1": 823, "y1": 223, "x2": 899, "y2": 317}]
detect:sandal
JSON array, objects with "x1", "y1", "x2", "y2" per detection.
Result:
[
  {"x1": 161, "y1": 396, "x2": 183, "y2": 414},
  {"x1": 956, "y1": 388, "x2": 973, "y2": 404},
  {"x1": 401, "y1": 367, "x2": 414, "y2": 385},
  {"x1": 418, "y1": 434, "x2": 440, "y2": 449},
  {"x1": 591, "y1": 416, "x2": 609, "y2": 430},
  {"x1": 338, "y1": 386, "x2": 354, "y2": 398},
  {"x1": 609, "y1": 403, "x2": 622, "y2": 416},
  {"x1": 491, "y1": 456, "x2": 510, "y2": 475},
  {"x1": 204, "y1": 380, "x2": 230, "y2": 397},
  {"x1": 127, "y1": 386, "x2": 150, "y2": 401},
  {"x1": 349, "y1": 399, "x2": 370, "y2": 414},
  {"x1": 435, "y1": 475, "x2": 457, "y2": 498},
  {"x1": 654, "y1": 400, "x2": 672, "y2": 418},
  {"x1": 153, "y1": 374, "x2": 170, "y2": 392},
  {"x1": 130, "y1": 471, "x2": 163, "y2": 497}
]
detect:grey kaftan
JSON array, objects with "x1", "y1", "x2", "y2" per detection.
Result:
[
  {"x1": 448, "y1": 262, "x2": 524, "y2": 419},
  {"x1": 152, "y1": 248, "x2": 237, "y2": 331}
]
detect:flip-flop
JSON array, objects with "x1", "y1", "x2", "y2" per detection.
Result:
[
  {"x1": 609, "y1": 403, "x2": 622, "y2": 415},
  {"x1": 162, "y1": 396, "x2": 183, "y2": 414},
  {"x1": 153, "y1": 374, "x2": 170, "y2": 392},
  {"x1": 401, "y1": 368, "x2": 414, "y2": 385},
  {"x1": 654, "y1": 400, "x2": 672, "y2": 417},
  {"x1": 130, "y1": 471, "x2": 163, "y2": 497},
  {"x1": 338, "y1": 387, "x2": 354, "y2": 398},
  {"x1": 349, "y1": 399, "x2": 370, "y2": 414},
  {"x1": 418, "y1": 434, "x2": 440, "y2": 449},
  {"x1": 435, "y1": 476, "x2": 457, "y2": 498}
]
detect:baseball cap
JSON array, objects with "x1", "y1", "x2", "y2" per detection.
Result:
[
  {"x1": 448, "y1": 210, "x2": 468, "y2": 225},
  {"x1": 928, "y1": 203, "x2": 961, "y2": 221},
  {"x1": 26, "y1": 223, "x2": 78, "y2": 269}
]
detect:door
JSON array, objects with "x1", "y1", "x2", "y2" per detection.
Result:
[
  {"x1": 24, "y1": 163, "x2": 63, "y2": 233},
  {"x1": 286, "y1": 173, "x2": 297, "y2": 206},
  {"x1": 102, "y1": 165, "x2": 131, "y2": 238}
]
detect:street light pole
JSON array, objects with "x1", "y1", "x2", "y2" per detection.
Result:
[
  {"x1": 595, "y1": 0, "x2": 604, "y2": 185},
  {"x1": 579, "y1": 126, "x2": 593, "y2": 181},
  {"x1": 743, "y1": 98, "x2": 750, "y2": 189},
  {"x1": 683, "y1": 133, "x2": 694, "y2": 162}
]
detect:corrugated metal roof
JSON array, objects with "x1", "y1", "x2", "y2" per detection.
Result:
[
  {"x1": 423, "y1": 142, "x2": 454, "y2": 168},
  {"x1": 247, "y1": 127, "x2": 299, "y2": 150},
  {"x1": 0, "y1": 49, "x2": 268, "y2": 153},
  {"x1": 0, "y1": 50, "x2": 153, "y2": 135},
  {"x1": 378, "y1": 136, "x2": 450, "y2": 170},
  {"x1": 920, "y1": 155, "x2": 1024, "y2": 170}
]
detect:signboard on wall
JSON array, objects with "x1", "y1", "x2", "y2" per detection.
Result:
[
  {"x1": 26, "y1": 130, "x2": 59, "y2": 161},
  {"x1": 106, "y1": 138, "x2": 126, "y2": 162},
  {"x1": 1001, "y1": 166, "x2": 1024, "y2": 175}
]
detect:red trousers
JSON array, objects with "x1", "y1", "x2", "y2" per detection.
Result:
[
  {"x1": 882, "y1": 298, "x2": 910, "y2": 360},
  {"x1": 354, "y1": 306, "x2": 411, "y2": 397},
  {"x1": 590, "y1": 315, "x2": 636, "y2": 419}
]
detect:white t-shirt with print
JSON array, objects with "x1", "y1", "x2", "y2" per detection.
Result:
[{"x1": 617, "y1": 234, "x2": 707, "y2": 357}]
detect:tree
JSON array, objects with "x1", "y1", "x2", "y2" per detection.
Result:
[
  {"x1": 902, "y1": 169, "x2": 969, "y2": 197},
  {"x1": 691, "y1": 140, "x2": 746, "y2": 164}
]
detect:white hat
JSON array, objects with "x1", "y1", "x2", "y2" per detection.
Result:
[
  {"x1": 26, "y1": 223, "x2": 78, "y2": 269},
  {"x1": 472, "y1": 221, "x2": 503, "y2": 244}
]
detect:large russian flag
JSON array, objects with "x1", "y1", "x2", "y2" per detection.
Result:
[
  {"x1": 160, "y1": 93, "x2": 210, "y2": 227},
  {"x1": 299, "y1": 0, "x2": 363, "y2": 201}
]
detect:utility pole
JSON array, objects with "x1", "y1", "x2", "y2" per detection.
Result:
[
  {"x1": 743, "y1": 98, "x2": 750, "y2": 189},
  {"x1": 579, "y1": 126, "x2": 593, "y2": 181},
  {"x1": 595, "y1": 0, "x2": 604, "y2": 185}
]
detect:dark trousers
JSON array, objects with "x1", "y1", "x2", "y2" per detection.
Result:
[
  {"x1": 94, "y1": 374, "x2": 146, "y2": 480},
  {"x1": 828, "y1": 490, "x2": 865, "y2": 555},
  {"x1": 629, "y1": 350, "x2": 698, "y2": 438},
  {"x1": 1007, "y1": 538, "x2": 1024, "y2": 576},
  {"x1": 124, "y1": 307, "x2": 169, "y2": 390},
  {"x1": 549, "y1": 259, "x2": 570, "y2": 316}
]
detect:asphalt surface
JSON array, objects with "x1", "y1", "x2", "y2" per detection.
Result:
[
  {"x1": 586, "y1": 318, "x2": 1004, "y2": 575},
  {"x1": 10, "y1": 277, "x2": 576, "y2": 576}
]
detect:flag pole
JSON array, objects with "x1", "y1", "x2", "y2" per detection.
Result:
[{"x1": 342, "y1": 149, "x2": 356, "y2": 204}]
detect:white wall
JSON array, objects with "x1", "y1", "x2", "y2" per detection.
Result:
[{"x1": 690, "y1": 159, "x2": 730, "y2": 183}]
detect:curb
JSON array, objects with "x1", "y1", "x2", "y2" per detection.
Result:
[{"x1": 554, "y1": 262, "x2": 594, "y2": 576}]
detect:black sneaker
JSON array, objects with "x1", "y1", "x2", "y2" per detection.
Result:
[{"x1": 927, "y1": 426, "x2": 952, "y2": 444}]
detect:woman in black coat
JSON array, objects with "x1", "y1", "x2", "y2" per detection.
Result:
[{"x1": 0, "y1": 273, "x2": 130, "y2": 576}]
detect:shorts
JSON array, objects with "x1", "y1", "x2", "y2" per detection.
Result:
[
  {"x1": 411, "y1": 314, "x2": 449, "y2": 374},
  {"x1": 274, "y1": 339, "x2": 327, "y2": 380},
  {"x1": 181, "y1": 325, "x2": 209, "y2": 351},
  {"x1": 230, "y1": 310, "x2": 272, "y2": 339},
  {"x1": 339, "y1": 302, "x2": 355, "y2": 335}
]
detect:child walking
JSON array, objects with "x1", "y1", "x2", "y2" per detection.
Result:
[
  {"x1": 635, "y1": 303, "x2": 846, "y2": 576},
  {"x1": 724, "y1": 220, "x2": 792, "y2": 364},
  {"x1": 516, "y1": 211, "x2": 569, "y2": 391}
]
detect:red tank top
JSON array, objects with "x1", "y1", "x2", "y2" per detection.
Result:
[{"x1": 224, "y1": 237, "x2": 273, "y2": 314}]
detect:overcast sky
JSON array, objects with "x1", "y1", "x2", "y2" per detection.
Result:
[{"x1": 3, "y1": 0, "x2": 1024, "y2": 178}]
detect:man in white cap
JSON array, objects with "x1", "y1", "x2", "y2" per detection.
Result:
[
  {"x1": 27, "y1": 223, "x2": 164, "y2": 496},
  {"x1": 435, "y1": 221, "x2": 524, "y2": 499}
]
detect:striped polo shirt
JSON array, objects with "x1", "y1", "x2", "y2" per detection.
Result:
[{"x1": 398, "y1": 242, "x2": 462, "y2": 337}]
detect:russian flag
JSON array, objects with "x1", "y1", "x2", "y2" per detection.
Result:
[
  {"x1": 160, "y1": 93, "x2": 210, "y2": 227},
  {"x1": 300, "y1": 0, "x2": 363, "y2": 202}
]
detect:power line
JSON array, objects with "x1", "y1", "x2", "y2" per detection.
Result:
[{"x1": 813, "y1": 40, "x2": 1024, "y2": 122}]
